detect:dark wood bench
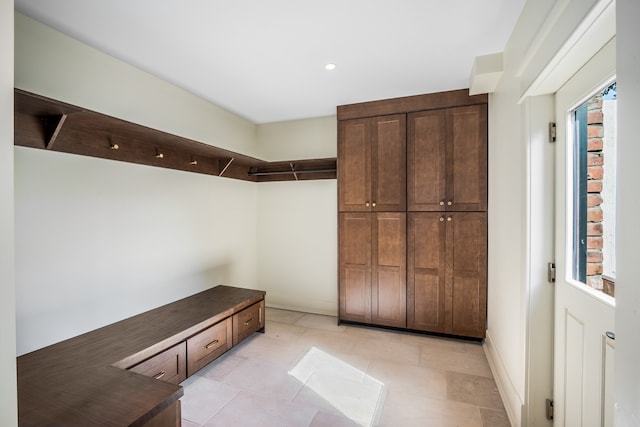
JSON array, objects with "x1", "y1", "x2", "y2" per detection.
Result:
[{"x1": 17, "y1": 285, "x2": 266, "y2": 426}]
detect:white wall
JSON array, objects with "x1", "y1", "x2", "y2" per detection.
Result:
[
  {"x1": 614, "y1": 0, "x2": 640, "y2": 424},
  {"x1": 0, "y1": 0, "x2": 17, "y2": 425},
  {"x1": 257, "y1": 116, "x2": 336, "y2": 161},
  {"x1": 256, "y1": 115, "x2": 338, "y2": 315},
  {"x1": 14, "y1": 13, "x2": 260, "y2": 355},
  {"x1": 15, "y1": 148, "x2": 257, "y2": 354},
  {"x1": 257, "y1": 180, "x2": 337, "y2": 315}
]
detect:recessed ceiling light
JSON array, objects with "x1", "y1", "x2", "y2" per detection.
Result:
[{"x1": 324, "y1": 63, "x2": 336, "y2": 71}]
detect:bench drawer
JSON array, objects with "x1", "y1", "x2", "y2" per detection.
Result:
[
  {"x1": 233, "y1": 300, "x2": 265, "y2": 345},
  {"x1": 129, "y1": 342, "x2": 187, "y2": 385},
  {"x1": 187, "y1": 317, "x2": 232, "y2": 375}
]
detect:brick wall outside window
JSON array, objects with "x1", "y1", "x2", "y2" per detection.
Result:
[{"x1": 586, "y1": 94, "x2": 615, "y2": 296}]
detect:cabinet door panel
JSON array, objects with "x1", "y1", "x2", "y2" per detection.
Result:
[
  {"x1": 448, "y1": 212, "x2": 487, "y2": 338},
  {"x1": 447, "y1": 105, "x2": 487, "y2": 211},
  {"x1": 374, "y1": 268, "x2": 406, "y2": 325},
  {"x1": 344, "y1": 268, "x2": 368, "y2": 318},
  {"x1": 338, "y1": 119, "x2": 370, "y2": 211},
  {"x1": 408, "y1": 213, "x2": 447, "y2": 332},
  {"x1": 339, "y1": 213, "x2": 372, "y2": 322},
  {"x1": 372, "y1": 115, "x2": 406, "y2": 211},
  {"x1": 408, "y1": 110, "x2": 446, "y2": 211},
  {"x1": 413, "y1": 272, "x2": 442, "y2": 329},
  {"x1": 372, "y1": 213, "x2": 406, "y2": 328}
]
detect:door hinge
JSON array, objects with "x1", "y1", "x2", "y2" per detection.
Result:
[
  {"x1": 549, "y1": 122, "x2": 557, "y2": 143},
  {"x1": 546, "y1": 398, "x2": 554, "y2": 420},
  {"x1": 548, "y1": 262, "x2": 556, "y2": 283}
]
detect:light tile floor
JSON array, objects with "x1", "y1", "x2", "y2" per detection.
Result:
[{"x1": 180, "y1": 308, "x2": 511, "y2": 427}]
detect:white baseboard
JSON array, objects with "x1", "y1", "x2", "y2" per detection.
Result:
[
  {"x1": 484, "y1": 330, "x2": 524, "y2": 427},
  {"x1": 263, "y1": 292, "x2": 337, "y2": 317}
]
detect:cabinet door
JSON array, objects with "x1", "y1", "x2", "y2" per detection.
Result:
[
  {"x1": 407, "y1": 110, "x2": 447, "y2": 211},
  {"x1": 339, "y1": 213, "x2": 372, "y2": 323},
  {"x1": 338, "y1": 119, "x2": 371, "y2": 212},
  {"x1": 447, "y1": 212, "x2": 487, "y2": 338},
  {"x1": 447, "y1": 105, "x2": 487, "y2": 212},
  {"x1": 407, "y1": 213, "x2": 447, "y2": 333},
  {"x1": 371, "y1": 115, "x2": 406, "y2": 211},
  {"x1": 371, "y1": 212, "x2": 406, "y2": 328},
  {"x1": 338, "y1": 115, "x2": 406, "y2": 212}
]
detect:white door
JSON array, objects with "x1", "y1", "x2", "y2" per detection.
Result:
[{"x1": 553, "y1": 38, "x2": 616, "y2": 426}]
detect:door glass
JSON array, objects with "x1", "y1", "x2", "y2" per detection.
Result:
[{"x1": 571, "y1": 82, "x2": 617, "y2": 297}]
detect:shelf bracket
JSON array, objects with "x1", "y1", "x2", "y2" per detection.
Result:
[
  {"x1": 43, "y1": 114, "x2": 68, "y2": 149},
  {"x1": 219, "y1": 157, "x2": 234, "y2": 176}
]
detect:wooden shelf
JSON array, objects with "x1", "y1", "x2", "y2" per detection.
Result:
[{"x1": 14, "y1": 89, "x2": 336, "y2": 182}]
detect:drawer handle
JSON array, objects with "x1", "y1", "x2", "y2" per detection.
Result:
[
  {"x1": 153, "y1": 371, "x2": 166, "y2": 380},
  {"x1": 243, "y1": 318, "x2": 254, "y2": 326},
  {"x1": 205, "y1": 339, "x2": 219, "y2": 349}
]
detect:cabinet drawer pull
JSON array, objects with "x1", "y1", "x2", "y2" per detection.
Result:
[
  {"x1": 439, "y1": 217, "x2": 444, "y2": 222},
  {"x1": 447, "y1": 216, "x2": 452, "y2": 222},
  {"x1": 365, "y1": 201, "x2": 370, "y2": 207},
  {"x1": 153, "y1": 371, "x2": 166, "y2": 380},
  {"x1": 372, "y1": 202, "x2": 376, "y2": 207},
  {"x1": 243, "y1": 318, "x2": 254, "y2": 326},
  {"x1": 205, "y1": 339, "x2": 219, "y2": 349},
  {"x1": 439, "y1": 201, "x2": 445, "y2": 206},
  {"x1": 447, "y1": 200, "x2": 453, "y2": 206}
]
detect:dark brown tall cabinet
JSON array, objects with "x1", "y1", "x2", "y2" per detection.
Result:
[{"x1": 338, "y1": 90, "x2": 488, "y2": 339}]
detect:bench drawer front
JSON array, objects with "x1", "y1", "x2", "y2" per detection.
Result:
[
  {"x1": 187, "y1": 317, "x2": 232, "y2": 375},
  {"x1": 233, "y1": 300, "x2": 265, "y2": 345},
  {"x1": 129, "y1": 342, "x2": 187, "y2": 385}
]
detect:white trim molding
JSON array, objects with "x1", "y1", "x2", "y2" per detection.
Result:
[
  {"x1": 469, "y1": 52, "x2": 504, "y2": 95},
  {"x1": 484, "y1": 329, "x2": 524, "y2": 427}
]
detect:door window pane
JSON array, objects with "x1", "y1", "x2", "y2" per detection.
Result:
[{"x1": 571, "y1": 82, "x2": 617, "y2": 296}]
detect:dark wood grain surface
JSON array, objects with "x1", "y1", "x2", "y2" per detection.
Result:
[
  {"x1": 337, "y1": 89, "x2": 488, "y2": 120},
  {"x1": 17, "y1": 285, "x2": 266, "y2": 426}
]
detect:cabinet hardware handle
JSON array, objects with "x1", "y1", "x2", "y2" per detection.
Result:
[
  {"x1": 447, "y1": 201, "x2": 453, "y2": 206},
  {"x1": 243, "y1": 318, "x2": 254, "y2": 326},
  {"x1": 205, "y1": 339, "x2": 219, "y2": 349},
  {"x1": 447, "y1": 217, "x2": 452, "y2": 222},
  {"x1": 153, "y1": 371, "x2": 166, "y2": 380},
  {"x1": 372, "y1": 202, "x2": 376, "y2": 207},
  {"x1": 439, "y1": 201, "x2": 445, "y2": 206},
  {"x1": 365, "y1": 202, "x2": 370, "y2": 207},
  {"x1": 439, "y1": 217, "x2": 444, "y2": 222},
  {"x1": 606, "y1": 331, "x2": 615, "y2": 340}
]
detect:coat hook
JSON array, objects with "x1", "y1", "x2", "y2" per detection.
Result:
[
  {"x1": 108, "y1": 137, "x2": 119, "y2": 150},
  {"x1": 155, "y1": 147, "x2": 164, "y2": 159},
  {"x1": 190, "y1": 156, "x2": 198, "y2": 166}
]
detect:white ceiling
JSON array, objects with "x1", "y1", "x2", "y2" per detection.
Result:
[{"x1": 15, "y1": 0, "x2": 525, "y2": 124}]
